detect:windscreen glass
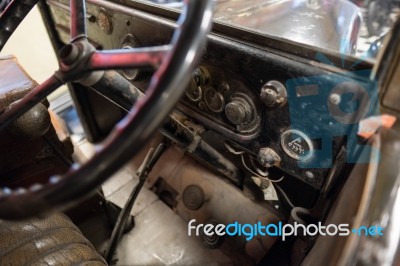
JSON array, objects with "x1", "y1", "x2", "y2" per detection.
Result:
[{"x1": 139, "y1": 0, "x2": 399, "y2": 59}]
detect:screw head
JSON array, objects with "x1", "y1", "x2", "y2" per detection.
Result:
[
  {"x1": 305, "y1": 171, "x2": 314, "y2": 179},
  {"x1": 329, "y1": 93, "x2": 341, "y2": 105}
]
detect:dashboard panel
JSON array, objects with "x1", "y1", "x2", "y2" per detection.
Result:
[{"x1": 45, "y1": 0, "x2": 374, "y2": 205}]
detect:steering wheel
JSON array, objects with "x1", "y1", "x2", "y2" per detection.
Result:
[{"x1": 0, "y1": 0, "x2": 213, "y2": 219}]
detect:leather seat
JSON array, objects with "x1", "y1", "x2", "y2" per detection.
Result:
[
  {"x1": 0, "y1": 58, "x2": 106, "y2": 265},
  {"x1": 0, "y1": 212, "x2": 107, "y2": 265}
]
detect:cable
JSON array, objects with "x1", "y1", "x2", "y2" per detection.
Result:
[{"x1": 275, "y1": 184, "x2": 296, "y2": 209}]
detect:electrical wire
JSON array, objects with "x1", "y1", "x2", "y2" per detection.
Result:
[{"x1": 275, "y1": 184, "x2": 296, "y2": 209}]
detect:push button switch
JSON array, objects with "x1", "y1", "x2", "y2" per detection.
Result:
[{"x1": 225, "y1": 98, "x2": 253, "y2": 125}]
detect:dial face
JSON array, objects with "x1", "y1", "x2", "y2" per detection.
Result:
[
  {"x1": 185, "y1": 79, "x2": 202, "y2": 102},
  {"x1": 281, "y1": 129, "x2": 313, "y2": 161},
  {"x1": 203, "y1": 87, "x2": 225, "y2": 113}
]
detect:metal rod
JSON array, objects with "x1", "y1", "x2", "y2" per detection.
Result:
[
  {"x1": 105, "y1": 143, "x2": 167, "y2": 263},
  {"x1": 88, "y1": 45, "x2": 171, "y2": 70},
  {"x1": 70, "y1": 0, "x2": 87, "y2": 41}
]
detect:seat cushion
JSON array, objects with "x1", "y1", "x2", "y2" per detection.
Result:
[{"x1": 0, "y1": 212, "x2": 106, "y2": 265}]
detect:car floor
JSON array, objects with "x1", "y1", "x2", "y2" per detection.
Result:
[{"x1": 73, "y1": 138, "x2": 232, "y2": 265}]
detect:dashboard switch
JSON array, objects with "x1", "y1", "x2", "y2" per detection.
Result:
[
  {"x1": 258, "y1": 148, "x2": 281, "y2": 168},
  {"x1": 225, "y1": 98, "x2": 253, "y2": 125},
  {"x1": 260, "y1": 80, "x2": 287, "y2": 108}
]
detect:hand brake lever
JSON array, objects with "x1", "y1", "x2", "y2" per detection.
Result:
[{"x1": 105, "y1": 142, "x2": 167, "y2": 263}]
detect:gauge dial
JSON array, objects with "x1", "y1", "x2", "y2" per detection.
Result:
[
  {"x1": 185, "y1": 79, "x2": 202, "y2": 102},
  {"x1": 281, "y1": 129, "x2": 313, "y2": 161},
  {"x1": 204, "y1": 87, "x2": 225, "y2": 113}
]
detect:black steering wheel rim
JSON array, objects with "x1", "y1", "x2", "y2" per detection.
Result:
[{"x1": 0, "y1": 0, "x2": 213, "y2": 219}]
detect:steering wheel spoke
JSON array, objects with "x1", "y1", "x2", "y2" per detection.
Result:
[
  {"x1": 70, "y1": 0, "x2": 87, "y2": 41},
  {"x1": 88, "y1": 45, "x2": 172, "y2": 70}
]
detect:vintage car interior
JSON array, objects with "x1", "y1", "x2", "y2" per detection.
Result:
[{"x1": 0, "y1": 0, "x2": 400, "y2": 265}]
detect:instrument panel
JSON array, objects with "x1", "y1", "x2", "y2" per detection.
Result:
[{"x1": 181, "y1": 65, "x2": 262, "y2": 138}]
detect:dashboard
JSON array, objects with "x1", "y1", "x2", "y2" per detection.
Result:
[{"x1": 45, "y1": 0, "x2": 374, "y2": 207}]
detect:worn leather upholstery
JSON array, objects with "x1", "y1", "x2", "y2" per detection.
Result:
[{"x1": 0, "y1": 212, "x2": 107, "y2": 265}]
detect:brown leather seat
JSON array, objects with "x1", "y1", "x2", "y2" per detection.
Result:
[{"x1": 0, "y1": 212, "x2": 107, "y2": 265}]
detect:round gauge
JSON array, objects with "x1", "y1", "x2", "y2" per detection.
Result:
[
  {"x1": 203, "y1": 87, "x2": 225, "y2": 113},
  {"x1": 185, "y1": 79, "x2": 202, "y2": 102},
  {"x1": 281, "y1": 129, "x2": 313, "y2": 161}
]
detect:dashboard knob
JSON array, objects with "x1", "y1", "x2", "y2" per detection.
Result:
[
  {"x1": 260, "y1": 80, "x2": 287, "y2": 108},
  {"x1": 225, "y1": 98, "x2": 252, "y2": 125}
]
